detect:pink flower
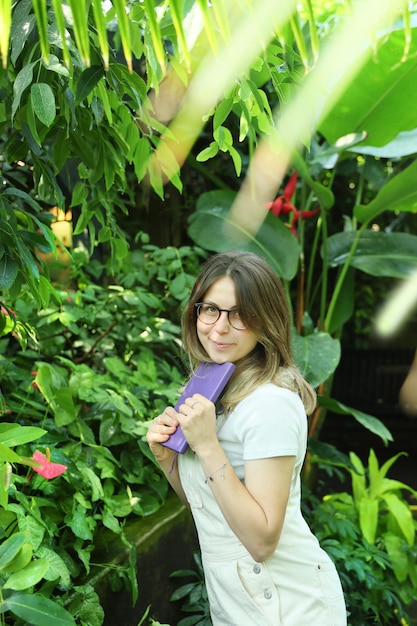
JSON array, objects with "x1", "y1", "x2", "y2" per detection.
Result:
[{"x1": 32, "y1": 449, "x2": 67, "y2": 479}]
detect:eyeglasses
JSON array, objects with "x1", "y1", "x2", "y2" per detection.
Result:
[{"x1": 194, "y1": 302, "x2": 249, "y2": 330}]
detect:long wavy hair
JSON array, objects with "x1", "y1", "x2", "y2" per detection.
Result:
[{"x1": 181, "y1": 251, "x2": 316, "y2": 415}]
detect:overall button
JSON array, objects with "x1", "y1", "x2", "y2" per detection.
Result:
[
  {"x1": 264, "y1": 589, "x2": 272, "y2": 600},
  {"x1": 253, "y1": 564, "x2": 261, "y2": 574}
]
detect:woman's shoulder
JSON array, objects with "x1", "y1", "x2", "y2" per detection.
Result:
[{"x1": 247, "y1": 382, "x2": 303, "y2": 404}]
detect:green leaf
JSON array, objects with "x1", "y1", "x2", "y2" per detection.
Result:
[
  {"x1": 2, "y1": 543, "x2": 32, "y2": 574},
  {"x1": 0, "y1": 533, "x2": 26, "y2": 569},
  {"x1": 319, "y1": 26, "x2": 417, "y2": 147},
  {"x1": 354, "y1": 159, "x2": 417, "y2": 223},
  {"x1": 76, "y1": 65, "x2": 105, "y2": 103},
  {"x1": 0, "y1": 443, "x2": 22, "y2": 463},
  {"x1": 188, "y1": 190, "x2": 300, "y2": 280},
  {"x1": 4, "y1": 557, "x2": 49, "y2": 590},
  {"x1": 12, "y1": 63, "x2": 35, "y2": 120},
  {"x1": 383, "y1": 531, "x2": 409, "y2": 583},
  {"x1": 4, "y1": 592, "x2": 75, "y2": 626},
  {"x1": 382, "y1": 492, "x2": 414, "y2": 546},
  {"x1": 358, "y1": 496, "x2": 379, "y2": 544},
  {"x1": 0, "y1": 424, "x2": 47, "y2": 447},
  {"x1": 327, "y1": 231, "x2": 417, "y2": 278},
  {"x1": 291, "y1": 329, "x2": 341, "y2": 388},
  {"x1": 196, "y1": 142, "x2": 219, "y2": 162},
  {"x1": 67, "y1": 0, "x2": 90, "y2": 66},
  {"x1": 318, "y1": 396, "x2": 393, "y2": 444},
  {"x1": 0, "y1": 254, "x2": 19, "y2": 289},
  {"x1": 30, "y1": 83, "x2": 56, "y2": 127}
]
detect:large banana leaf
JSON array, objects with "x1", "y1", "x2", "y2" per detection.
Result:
[
  {"x1": 326, "y1": 231, "x2": 417, "y2": 278},
  {"x1": 187, "y1": 190, "x2": 300, "y2": 280},
  {"x1": 319, "y1": 23, "x2": 417, "y2": 147}
]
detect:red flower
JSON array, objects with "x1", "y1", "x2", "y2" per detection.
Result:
[
  {"x1": 31, "y1": 371, "x2": 39, "y2": 390},
  {"x1": 266, "y1": 172, "x2": 320, "y2": 235},
  {"x1": 32, "y1": 449, "x2": 67, "y2": 479}
]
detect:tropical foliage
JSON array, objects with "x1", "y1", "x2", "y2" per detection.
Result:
[{"x1": 1, "y1": 0, "x2": 417, "y2": 624}]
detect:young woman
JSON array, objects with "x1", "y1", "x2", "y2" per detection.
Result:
[{"x1": 146, "y1": 251, "x2": 346, "y2": 626}]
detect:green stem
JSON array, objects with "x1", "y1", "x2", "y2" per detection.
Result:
[{"x1": 324, "y1": 222, "x2": 368, "y2": 331}]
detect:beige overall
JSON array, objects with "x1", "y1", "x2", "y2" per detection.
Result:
[{"x1": 178, "y1": 385, "x2": 347, "y2": 626}]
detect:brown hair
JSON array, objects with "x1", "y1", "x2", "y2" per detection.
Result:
[{"x1": 181, "y1": 251, "x2": 316, "y2": 414}]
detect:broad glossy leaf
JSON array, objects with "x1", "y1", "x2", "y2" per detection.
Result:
[
  {"x1": 319, "y1": 25, "x2": 417, "y2": 147},
  {"x1": 327, "y1": 231, "x2": 417, "y2": 278},
  {"x1": 354, "y1": 159, "x2": 417, "y2": 223},
  {"x1": 4, "y1": 592, "x2": 75, "y2": 626},
  {"x1": 31, "y1": 83, "x2": 56, "y2": 127},
  {"x1": 0, "y1": 424, "x2": 47, "y2": 447},
  {"x1": 3, "y1": 558, "x2": 49, "y2": 590},
  {"x1": 352, "y1": 128, "x2": 417, "y2": 159},
  {"x1": 318, "y1": 396, "x2": 393, "y2": 444},
  {"x1": 291, "y1": 329, "x2": 340, "y2": 388},
  {"x1": 188, "y1": 190, "x2": 300, "y2": 280},
  {"x1": 0, "y1": 533, "x2": 26, "y2": 569}
]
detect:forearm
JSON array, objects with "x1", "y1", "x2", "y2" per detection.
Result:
[
  {"x1": 155, "y1": 453, "x2": 189, "y2": 506},
  {"x1": 196, "y1": 444, "x2": 288, "y2": 562}
]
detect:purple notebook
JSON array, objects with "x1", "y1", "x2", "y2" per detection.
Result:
[{"x1": 162, "y1": 362, "x2": 236, "y2": 454}]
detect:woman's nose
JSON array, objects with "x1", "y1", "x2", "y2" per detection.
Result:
[{"x1": 213, "y1": 311, "x2": 230, "y2": 332}]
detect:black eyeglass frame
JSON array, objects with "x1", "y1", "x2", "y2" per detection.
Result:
[{"x1": 194, "y1": 302, "x2": 250, "y2": 331}]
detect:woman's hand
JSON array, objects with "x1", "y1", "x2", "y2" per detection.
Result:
[
  {"x1": 146, "y1": 406, "x2": 179, "y2": 463},
  {"x1": 177, "y1": 394, "x2": 218, "y2": 453}
]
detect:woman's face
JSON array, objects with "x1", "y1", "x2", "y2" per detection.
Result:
[{"x1": 196, "y1": 276, "x2": 258, "y2": 364}]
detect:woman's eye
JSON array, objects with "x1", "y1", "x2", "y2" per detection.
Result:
[
  {"x1": 205, "y1": 305, "x2": 218, "y2": 315},
  {"x1": 230, "y1": 310, "x2": 241, "y2": 319}
]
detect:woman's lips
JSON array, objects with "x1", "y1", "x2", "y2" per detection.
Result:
[{"x1": 210, "y1": 339, "x2": 232, "y2": 350}]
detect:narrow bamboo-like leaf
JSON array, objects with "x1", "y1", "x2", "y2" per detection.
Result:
[
  {"x1": 0, "y1": 255, "x2": 18, "y2": 289},
  {"x1": 31, "y1": 83, "x2": 56, "y2": 127},
  {"x1": 143, "y1": 0, "x2": 166, "y2": 74},
  {"x1": 112, "y1": 0, "x2": 132, "y2": 72},
  {"x1": 50, "y1": 0, "x2": 70, "y2": 67},
  {"x1": 67, "y1": 0, "x2": 91, "y2": 66},
  {"x1": 91, "y1": 0, "x2": 109, "y2": 69},
  {"x1": 303, "y1": 0, "x2": 319, "y2": 63},
  {"x1": 4, "y1": 593, "x2": 76, "y2": 626},
  {"x1": 211, "y1": 0, "x2": 230, "y2": 42},
  {"x1": 0, "y1": 0, "x2": 12, "y2": 68},
  {"x1": 169, "y1": 0, "x2": 191, "y2": 72},
  {"x1": 289, "y1": 13, "x2": 309, "y2": 71},
  {"x1": 195, "y1": 0, "x2": 218, "y2": 52},
  {"x1": 96, "y1": 80, "x2": 113, "y2": 124},
  {"x1": 31, "y1": 0, "x2": 49, "y2": 62}
]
